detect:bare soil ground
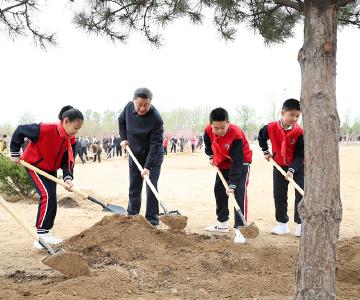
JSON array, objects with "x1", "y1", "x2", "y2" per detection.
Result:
[{"x1": 0, "y1": 144, "x2": 359, "y2": 299}]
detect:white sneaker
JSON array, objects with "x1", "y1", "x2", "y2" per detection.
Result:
[
  {"x1": 294, "y1": 224, "x2": 302, "y2": 237},
  {"x1": 271, "y1": 222, "x2": 290, "y2": 235},
  {"x1": 205, "y1": 221, "x2": 229, "y2": 233},
  {"x1": 234, "y1": 229, "x2": 246, "y2": 244},
  {"x1": 39, "y1": 233, "x2": 62, "y2": 245}
]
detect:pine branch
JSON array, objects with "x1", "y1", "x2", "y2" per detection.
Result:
[
  {"x1": 273, "y1": 0, "x2": 303, "y2": 12},
  {"x1": 339, "y1": 0, "x2": 356, "y2": 7}
]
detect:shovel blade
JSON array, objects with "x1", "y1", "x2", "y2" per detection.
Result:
[
  {"x1": 238, "y1": 222, "x2": 259, "y2": 239},
  {"x1": 103, "y1": 204, "x2": 127, "y2": 215}
]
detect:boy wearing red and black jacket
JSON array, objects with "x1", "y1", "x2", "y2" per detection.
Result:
[
  {"x1": 10, "y1": 106, "x2": 83, "y2": 249},
  {"x1": 258, "y1": 98, "x2": 304, "y2": 237},
  {"x1": 204, "y1": 107, "x2": 252, "y2": 244}
]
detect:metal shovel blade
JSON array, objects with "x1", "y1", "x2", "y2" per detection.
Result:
[{"x1": 102, "y1": 204, "x2": 127, "y2": 215}]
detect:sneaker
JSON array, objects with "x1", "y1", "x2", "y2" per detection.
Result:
[
  {"x1": 205, "y1": 221, "x2": 229, "y2": 233},
  {"x1": 39, "y1": 233, "x2": 63, "y2": 245},
  {"x1": 234, "y1": 229, "x2": 246, "y2": 244},
  {"x1": 294, "y1": 224, "x2": 302, "y2": 237},
  {"x1": 271, "y1": 222, "x2": 290, "y2": 235}
]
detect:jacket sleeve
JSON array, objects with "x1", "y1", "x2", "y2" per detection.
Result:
[
  {"x1": 145, "y1": 118, "x2": 164, "y2": 170},
  {"x1": 228, "y1": 139, "x2": 244, "y2": 189},
  {"x1": 203, "y1": 131, "x2": 213, "y2": 158},
  {"x1": 289, "y1": 134, "x2": 304, "y2": 174},
  {"x1": 258, "y1": 125, "x2": 270, "y2": 155},
  {"x1": 10, "y1": 123, "x2": 40, "y2": 157},
  {"x1": 61, "y1": 143, "x2": 76, "y2": 181},
  {"x1": 118, "y1": 108, "x2": 127, "y2": 142}
]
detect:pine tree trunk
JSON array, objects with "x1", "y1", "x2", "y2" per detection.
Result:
[{"x1": 295, "y1": 1, "x2": 342, "y2": 299}]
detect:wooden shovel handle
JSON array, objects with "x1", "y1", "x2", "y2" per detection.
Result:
[
  {"x1": 269, "y1": 158, "x2": 304, "y2": 196},
  {"x1": 126, "y1": 146, "x2": 169, "y2": 214},
  {"x1": 0, "y1": 195, "x2": 55, "y2": 254},
  {"x1": 20, "y1": 160, "x2": 89, "y2": 199},
  {"x1": 213, "y1": 165, "x2": 247, "y2": 226}
]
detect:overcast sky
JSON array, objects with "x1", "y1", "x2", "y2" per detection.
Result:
[{"x1": 0, "y1": 2, "x2": 359, "y2": 126}]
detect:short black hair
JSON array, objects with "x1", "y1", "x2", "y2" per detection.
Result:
[
  {"x1": 282, "y1": 98, "x2": 301, "y2": 111},
  {"x1": 2, "y1": 134, "x2": 6, "y2": 138},
  {"x1": 209, "y1": 107, "x2": 229, "y2": 123},
  {"x1": 134, "y1": 87, "x2": 153, "y2": 100},
  {"x1": 58, "y1": 105, "x2": 84, "y2": 122}
]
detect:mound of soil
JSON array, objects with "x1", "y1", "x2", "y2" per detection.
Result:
[
  {"x1": 1, "y1": 215, "x2": 360, "y2": 299},
  {"x1": 58, "y1": 197, "x2": 80, "y2": 208},
  {"x1": 337, "y1": 236, "x2": 360, "y2": 284}
]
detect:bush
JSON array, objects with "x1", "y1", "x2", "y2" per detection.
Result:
[{"x1": 0, "y1": 155, "x2": 35, "y2": 197}]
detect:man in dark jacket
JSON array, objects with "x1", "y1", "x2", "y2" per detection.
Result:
[{"x1": 118, "y1": 87, "x2": 164, "y2": 226}]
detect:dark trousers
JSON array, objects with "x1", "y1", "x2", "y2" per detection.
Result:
[
  {"x1": 127, "y1": 155, "x2": 163, "y2": 225},
  {"x1": 191, "y1": 144, "x2": 195, "y2": 152},
  {"x1": 273, "y1": 165, "x2": 304, "y2": 224},
  {"x1": 170, "y1": 143, "x2": 176, "y2": 153},
  {"x1": 164, "y1": 146, "x2": 167, "y2": 155},
  {"x1": 27, "y1": 169, "x2": 57, "y2": 233},
  {"x1": 81, "y1": 147, "x2": 88, "y2": 161},
  {"x1": 214, "y1": 165, "x2": 250, "y2": 227},
  {"x1": 93, "y1": 152, "x2": 101, "y2": 162},
  {"x1": 116, "y1": 145, "x2": 122, "y2": 156}
]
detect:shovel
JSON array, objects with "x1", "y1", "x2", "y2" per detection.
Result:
[
  {"x1": 214, "y1": 166, "x2": 259, "y2": 239},
  {"x1": 126, "y1": 145, "x2": 188, "y2": 231},
  {"x1": 269, "y1": 158, "x2": 304, "y2": 196},
  {"x1": 20, "y1": 160, "x2": 127, "y2": 215},
  {"x1": 0, "y1": 195, "x2": 90, "y2": 277}
]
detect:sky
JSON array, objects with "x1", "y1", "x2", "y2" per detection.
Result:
[{"x1": 0, "y1": 2, "x2": 359, "y2": 126}]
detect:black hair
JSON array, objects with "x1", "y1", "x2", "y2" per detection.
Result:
[
  {"x1": 2, "y1": 134, "x2": 6, "y2": 138},
  {"x1": 133, "y1": 87, "x2": 153, "y2": 100},
  {"x1": 282, "y1": 99, "x2": 301, "y2": 111},
  {"x1": 58, "y1": 105, "x2": 84, "y2": 122},
  {"x1": 209, "y1": 107, "x2": 229, "y2": 123}
]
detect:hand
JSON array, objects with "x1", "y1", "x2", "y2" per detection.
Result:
[
  {"x1": 64, "y1": 179, "x2": 73, "y2": 191},
  {"x1": 120, "y1": 140, "x2": 128, "y2": 149},
  {"x1": 285, "y1": 171, "x2": 294, "y2": 180},
  {"x1": 11, "y1": 157, "x2": 21, "y2": 165},
  {"x1": 226, "y1": 188, "x2": 235, "y2": 196},
  {"x1": 141, "y1": 168, "x2": 150, "y2": 177},
  {"x1": 209, "y1": 159, "x2": 214, "y2": 167},
  {"x1": 264, "y1": 153, "x2": 272, "y2": 161}
]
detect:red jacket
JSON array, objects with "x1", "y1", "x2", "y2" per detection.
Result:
[
  {"x1": 21, "y1": 123, "x2": 76, "y2": 172},
  {"x1": 205, "y1": 123, "x2": 252, "y2": 169},
  {"x1": 267, "y1": 121, "x2": 303, "y2": 166}
]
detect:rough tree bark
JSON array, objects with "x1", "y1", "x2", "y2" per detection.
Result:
[{"x1": 295, "y1": 0, "x2": 342, "y2": 299}]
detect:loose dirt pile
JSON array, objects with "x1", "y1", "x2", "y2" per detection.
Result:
[
  {"x1": 1, "y1": 215, "x2": 359, "y2": 299},
  {"x1": 58, "y1": 197, "x2": 80, "y2": 208},
  {"x1": 159, "y1": 215, "x2": 188, "y2": 232}
]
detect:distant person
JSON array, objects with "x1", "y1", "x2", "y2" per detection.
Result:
[
  {"x1": 204, "y1": 107, "x2": 252, "y2": 244},
  {"x1": 163, "y1": 137, "x2": 169, "y2": 155},
  {"x1": 74, "y1": 137, "x2": 82, "y2": 161},
  {"x1": 190, "y1": 136, "x2": 196, "y2": 153},
  {"x1": 80, "y1": 136, "x2": 89, "y2": 162},
  {"x1": 119, "y1": 87, "x2": 164, "y2": 226},
  {"x1": 10, "y1": 106, "x2": 83, "y2": 249},
  {"x1": 170, "y1": 136, "x2": 177, "y2": 153},
  {"x1": 0, "y1": 134, "x2": 8, "y2": 155},
  {"x1": 179, "y1": 136, "x2": 185, "y2": 152},
  {"x1": 115, "y1": 135, "x2": 122, "y2": 157},
  {"x1": 258, "y1": 98, "x2": 304, "y2": 237},
  {"x1": 91, "y1": 141, "x2": 102, "y2": 162}
]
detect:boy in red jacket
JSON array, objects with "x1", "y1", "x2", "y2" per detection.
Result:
[
  {"x1": 204, "y1": 108, "x2": 252, "y2": 244},
  {"x1": 10, "y1": 106, "x2": 83, "y2": 248},
  {"x1": 258, "y1": 98, "x2": 304, "y2": 237}
]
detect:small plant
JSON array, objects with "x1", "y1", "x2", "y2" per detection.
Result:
[{"x1": 0, "y1": 155, "x2": 35, "y2": 197}]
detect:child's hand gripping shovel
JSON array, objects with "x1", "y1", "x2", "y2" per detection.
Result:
[
  {"x1": 20, "y1": 160, "x2": 127, "y2": 215},
  {"x1": 269, "y1": 158, "x2": 304, "y2": 196},
  {"x1": 0, "y1": 195, "x2": 90, "y2": 277},
  {"x1": 126, "y1": 145, "x2": 188, "y2": 232},
  {"x1": 214, "y1": 166, "x2": 259, "y2": 239}
]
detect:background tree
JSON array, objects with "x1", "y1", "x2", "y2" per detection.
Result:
[
  {"x1": 74, "y1": 0, "x2": 360, "y2": 298},
  {"x1": 18, "y1": 112, "x2": 36, "y2": 125}
]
